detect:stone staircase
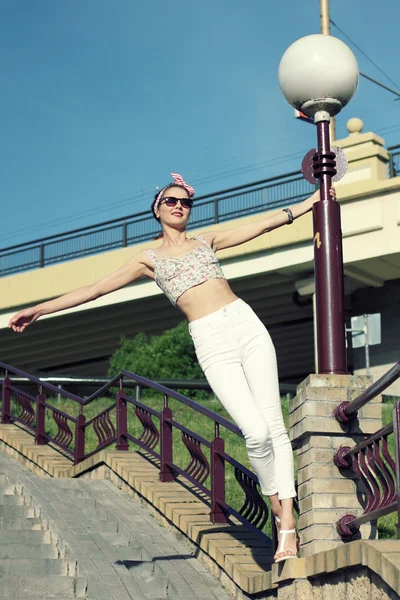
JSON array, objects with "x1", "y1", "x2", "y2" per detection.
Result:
[
  {"x1": 0, "y1": 472, "x2": 85, "y2": 599},
  {"x1": 0, "y1": 451, "x2": 229, "y2": 600}
]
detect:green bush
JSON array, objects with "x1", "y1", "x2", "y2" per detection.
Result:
[{"x1": 108, "y1": 321, "x2": 209, "y2": 400}]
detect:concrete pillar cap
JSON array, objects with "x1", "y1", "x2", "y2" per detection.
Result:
[{"x1": 347, "y1": 117, "x2": 364, "y2": 134}]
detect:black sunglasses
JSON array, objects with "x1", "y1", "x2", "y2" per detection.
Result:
[{"x1": 160, "y1": 197, "x2": 193, "y2": 209}]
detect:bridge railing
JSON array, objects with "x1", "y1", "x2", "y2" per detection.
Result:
[
  {"x1": 388, "y1": 144, "x2": 400, "y2": 178},
  {"x1": 0, "y1": 361, "x2": 276, "y2": 539},
  {"x1": 333, "y1": 361, "x2": 400, "y2": 539},
  {"x1": 2, "y1": 145, "x2": 400, "y2": 279},
  {"x1": 0, "y1": 171, "x2": 315, "y2": 278}
]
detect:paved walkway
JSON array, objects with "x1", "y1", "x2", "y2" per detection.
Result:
[{"x1": 0, "y1": 451, "x2": 230, "y2": 600}]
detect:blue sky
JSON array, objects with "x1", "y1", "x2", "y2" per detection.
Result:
[{"x1": 1, "y1": 0, "x2": 399, "y2": 247}]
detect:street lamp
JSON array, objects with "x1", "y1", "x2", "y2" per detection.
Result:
[{"x1": 278, "y1": 34, "x2": 359, "y2": 375}]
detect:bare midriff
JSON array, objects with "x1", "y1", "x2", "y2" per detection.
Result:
[{"x1": 176, "y1": 278, "x2": 239, "y2": 322}]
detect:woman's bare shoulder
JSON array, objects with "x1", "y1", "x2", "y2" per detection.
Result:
[
  {"x1": 135, "y1": 248, "x2": 157, "y2": 269},
  {"x1": 192, "y1": 231, "x2": 216, "y2": 248}
]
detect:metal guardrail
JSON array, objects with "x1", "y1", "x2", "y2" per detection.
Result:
[
  {"x1": 0, "y1": 171, "x2": 316, "y2": 278},
  {"x1": 0, "y1": 375, "x2": 297, "y2": 398},
  {"x1": 388, "y1": 145, "x2": 400, "y2": 178},
  {"x1": 0, "y1": 361, "x2": 282, "y2": 540},
  {"x1": 2, "y1": 145, "x2": 400, "y2": 279},
  {"x1": 333, "y1": 361, "x2": 400, "y2": 539}
]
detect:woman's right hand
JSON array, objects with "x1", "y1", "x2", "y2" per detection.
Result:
[{"x1": 8, "y1": 307, "x2": 40, "y2": 333}]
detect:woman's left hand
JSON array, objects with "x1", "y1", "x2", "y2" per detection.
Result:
[{"x1": 304, "y1": 186, "x2": 336, "y2": 210}]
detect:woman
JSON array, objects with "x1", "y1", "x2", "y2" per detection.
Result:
[{"x1": 9, "y1": 172, "x2": 329, "y2": 562}]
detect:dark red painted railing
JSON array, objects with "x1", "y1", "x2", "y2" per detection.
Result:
[
  {"x1": 333, "y1": 361, "x2": 400, "y2": 539},
  {"x1": 0, "y1": 361, "x2": 273, "y2": 538}
]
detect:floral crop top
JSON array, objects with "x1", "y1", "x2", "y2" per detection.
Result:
[{"x1": 147, "y1": 236, "x2": 226, "y2": 306}]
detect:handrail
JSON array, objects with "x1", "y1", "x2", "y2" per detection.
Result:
[
  {"x1": 0, "y1": 359, "x2": 275, "y2": 539},
  {"x1": 333, "y1": 361, "x2": 400, "y2": 540},
  {"x1": 335, "y1": 398, "x2": 400, "y2": 539},
  {"x1": 1, "y1": 375, "x2": 212, "y2": 391},
  {"x1": 0, "y1": 361, "x2": 240, "y2": 434},
  {"x1": 0, "y1": 363, "x2": 83, "y2": 402},
  {"x1": 118, "y1": 370, "x2": 241, "y2": 435},
  {"x1": 334, "y1": 361, "x2": 400, "y2": 423},
  {"x1": 0, "y1": 375, "x2": 297, "y2": 397}
]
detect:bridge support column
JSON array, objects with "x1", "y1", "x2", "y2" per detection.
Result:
[{"x1": 289, "y1": 373, "x2": 381, "y2": 557}]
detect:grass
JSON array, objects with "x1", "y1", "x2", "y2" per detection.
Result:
[
  {"x1": 375, "y1": 397, "x2": 398, "y2": 539},
  {"x1": 9, "y1": 390, "x2": 398, "y2": 539}
]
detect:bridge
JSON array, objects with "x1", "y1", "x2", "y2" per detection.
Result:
[{"x1": 1, "y1": 119, "x2": 399, "y2": 395}]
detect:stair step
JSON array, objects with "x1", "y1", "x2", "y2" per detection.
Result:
[
  {"x1": 0, "y1": 494, "x2": 26, "y2": 506},
  {"x1": 0, "y1": 575, "x2": 87, "y2": 597},
  {"x1": 0, "y1": 516, "x2": 43, "y2": 530},
  {"x1": 15, "y1": 597, "x2": 78, "y2": 600},
  {"x1": 63, "y1": 489, "x2": 93, "y2": 500},
  {"x1": 80, "y1": 505, "x2": 111, "y2": 520},
  {"x1": 99, "y1": 531, "x2": 132, "y2": 547},
  {"x1": 0, "y1": 558, "x2": 76, "y2": 576},
  {"x1": 85, "y1": 519, "x2": 119, "y2": 533},
  {"x1": 128, "y1": 574, "x2": 168, "y2": 598},
  {"x1": 0, "y1": 484, "x2": 24, "y2": 495},
  {"x1": 0, "y1": 505, "x2": 37, "y2": 519},
  {"x1": 0, "y1": 529, "x2": 53, "y2": 545},
  {"x1": 0, "y1": 543, "x2": 59, "y2": 559}
]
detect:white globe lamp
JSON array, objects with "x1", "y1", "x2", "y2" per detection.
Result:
[{"x1": 278, "y1": 34, "x2": 359, "y2": 121}]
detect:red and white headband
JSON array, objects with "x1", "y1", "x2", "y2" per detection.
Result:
[{"x1": 154, "y1": 173, "x2": 195, "y2": 213}]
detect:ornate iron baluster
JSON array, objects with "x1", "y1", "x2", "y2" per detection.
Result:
[
  {"x1": 370, "y1": 439, "x2": 392, "y2": 509},
  {"x1": 382, "y1": 436, "x2": 397, "y2": 504},
  {"x1": 135, "y1": 406, "x2": 159, "y2": 450},
  {"x1": 53, "y1": 412, "x2": 73, "y2": 448},
  {"x1": 181, "y1": 432, "x2": 210, "y2": 485},
  {"x1": 234, "y1": 468, "x2": 269, "y2": 530},
  {"x1": 92, "y1": 409, "x2": 116, "y2": 450},
  {"x1": 335, "y1": 428, "x2": 398, "y2": 537},
  {"x1": 15, "y1": 393, "x2": 35, "y2": 427}
]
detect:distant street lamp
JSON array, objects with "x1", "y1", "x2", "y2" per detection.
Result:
[{"x1": 278, "y1": 34, "x2": 359, "y2": 374}]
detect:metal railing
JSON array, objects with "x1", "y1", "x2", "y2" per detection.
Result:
[
  {"x1": 2, "y1": 145, "x2": 400, "y2": 279},
  {"x1": 333, "y1": 361, "x2": 400, "y2": 539},
  {"x1": 0, "y1": 375, "x2": 297, "y2": 399},
  {"x1": 0, "y1": 171, "x2": 315, "y2": 278},
  {"x1": 388, "y1": 145, "x2": 400, "y2": 178},
  {"x1": 0, "y1": 361, "x2": 279, "y2": 540}
]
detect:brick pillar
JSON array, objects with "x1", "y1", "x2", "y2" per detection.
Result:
[{"x1": 289, "y1": 373, "x2": 382, "y2": 557}]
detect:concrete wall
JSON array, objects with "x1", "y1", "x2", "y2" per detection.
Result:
[{"x1": 350, "y1": 278, "x2": 400, "y2": 396}]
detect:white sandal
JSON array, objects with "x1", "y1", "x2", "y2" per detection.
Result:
[{"x1": 274, "y1": 528, "x2": 298, "y2": 563}]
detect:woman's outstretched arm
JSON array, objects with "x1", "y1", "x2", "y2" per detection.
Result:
[
  {"x1": 9, "y1": 251, "x2": 150, "y2": 333},
  {"x1": 202, "y1": 188, "x2": 335, "y2": 251}
]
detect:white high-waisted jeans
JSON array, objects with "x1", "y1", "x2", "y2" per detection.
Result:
[{"x1": 188, "y1": 298, "x2": 296, "y2": 500}]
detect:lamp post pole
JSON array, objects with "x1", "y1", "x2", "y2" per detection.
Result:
[
  {"x1": 278, "y1": 34, "x2": 359, "y2": 375},
  {"x1": 312, "y1": 115, "x2": 347, "y2": 374}
]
